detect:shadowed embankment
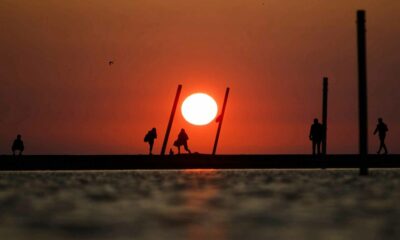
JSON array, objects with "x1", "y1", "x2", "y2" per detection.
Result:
[{"x1": 0, "y1": 154, "x2": 398, "y2": 171}]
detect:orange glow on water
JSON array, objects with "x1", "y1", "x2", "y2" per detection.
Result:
[{"x1": 182, "y1": 169, "x2": 218, "y2": 174}]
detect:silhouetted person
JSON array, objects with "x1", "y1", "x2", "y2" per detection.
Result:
[
  {"x1": 374, "y1": 118, "x2": 388, "y2": 154},
  {"x1": 12, "y1": 134, "x2": 24, "y2": 156},
  {"x1": 173, "y1": 129, "x2": 191, "y2": 154},
  {"x1": 309, "y1": 118, "x2": 323, "y2": 155},
  {"x1": 144, "y1": 128, "x2": 157, "y2": 155}
]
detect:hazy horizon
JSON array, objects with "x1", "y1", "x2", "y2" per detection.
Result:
[{"x1": 1, "y1": 0, "x2": 399, "y2": 154}]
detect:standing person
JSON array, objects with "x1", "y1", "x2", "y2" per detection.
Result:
[
  {"x1": 309, "y1": 118, "x2": 323, "y2": 155},
  {"x1": 173, "y1": 129, "x2": 191, "y2": 154},
  {"x1": 12, "y1": 134, "x2": 24, "y2": 156},
  {"x1": 373, "y1": 118, "x2": 388, "y2": 154},
  {"x1": 144, "y1": 128, "x2": 157, "y2": 155}
]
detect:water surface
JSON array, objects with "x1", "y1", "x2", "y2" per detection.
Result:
[{"x1": 0, "y1": 169, "x2": 399, "y2": 239}]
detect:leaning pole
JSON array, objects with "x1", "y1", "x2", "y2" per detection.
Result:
[
  {"x1": 322, "y1": 77, "x2": 328, "y2": 156},
  {"x1": 161, "y1": 85, "x2": 182, "y2": 155},
  {"x1": 357, "y1": 10, "x2": 369, "y2": 176},
  {"x1": 212, "y1": 87, "x2": 230, "y2": 155}
]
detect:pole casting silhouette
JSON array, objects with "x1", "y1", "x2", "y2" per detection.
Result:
[
  {"x1": 322, "y1": 77, "x2": 328, "y2": 156},
  {"x1": 357, "y1": 10, "x2": 369, "y2": 176},
  {"x1": 213, "y1": 87, "x2": 230, "y2": 155},
  {"x1": 161, "y1": 85, "x2": 182, "y2": 155}
]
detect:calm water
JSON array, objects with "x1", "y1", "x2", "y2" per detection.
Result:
[{"x1": 0, "y1": 169, "x2": 400, "y2": 240}]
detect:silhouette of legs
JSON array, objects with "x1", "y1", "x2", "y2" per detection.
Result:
[
  {"x1": 177, "y1": 144, "x2": 190, "y2": 154},
  {"x1": 312, "y1": 141, "x2": 321, "y2": 155},
  {"x1": 377, "y1": 137, "x2": 388, "y2": 154},
  {"x1": 12, "y1": 150, "x2": 23, "y2": 157},
  {"x1": 149, "y1": 141, "x2": 154, "y2": 155},
  {"x1": 183, "y1": 143, "x2": 191, "y2": 154}
]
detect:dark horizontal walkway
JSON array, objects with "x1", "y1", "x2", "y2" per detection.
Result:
[{"x1": 0, "y1": 154, "x2": 398, "y2": 171}]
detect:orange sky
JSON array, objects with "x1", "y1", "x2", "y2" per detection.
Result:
[{"x1": 1, "y1": 0, "x2": 399, "y2": 154}]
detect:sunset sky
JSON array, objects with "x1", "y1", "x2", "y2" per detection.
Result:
[{"x1": 1, "y1": 0, "x2": 399, "y2": 154}]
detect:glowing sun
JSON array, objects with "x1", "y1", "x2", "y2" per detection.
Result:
[{"x1": 181, "y1": 93, "x2": 218, "y2": 126}]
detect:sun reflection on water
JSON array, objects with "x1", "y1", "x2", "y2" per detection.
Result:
[{"x1": 180, "y1": 169, "x2": 227, "y2": 240}]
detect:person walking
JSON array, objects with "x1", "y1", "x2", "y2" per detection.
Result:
[
  {"x1": 144, "y1": 128, "x2": 157, "y2": 155},
  {"x1": 309, "y1": 118, "x2": 323, "y2": 155},
  {"x1": 373, "y1": 118, "x2": 388, "y2": 154},
  {"x1": 173, "y1": 129, "x2": 191, "y2": 154},
  {"x1": 12, "y1": 134, "x2": 24, "y2": 156}
]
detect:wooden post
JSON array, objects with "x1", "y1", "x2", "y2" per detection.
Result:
[
  {"x1": 357, "y1": 10, "x2": 369, "y2": 175},
  {"x1": 212, "y1": 88, "x2": 230, "y2": 155},
  {"x1": 322, "y1": 77, "x2": 328, "y2": 155},
  {"x1": 161, "y1": 85, "x2": 182, "y2": 155}
]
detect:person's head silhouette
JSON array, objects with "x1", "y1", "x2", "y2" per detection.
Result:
[
  {"x1": 378, "y1": 118, "x2": 383, "y2": 123},
  {"x1": 17, "y1": 134, "x2": 22, "y2": 140},
  {"x1": 314, "y1": 118, "x2": 319, "y2": 124}
]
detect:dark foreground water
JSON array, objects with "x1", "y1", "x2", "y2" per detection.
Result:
[{"x1": 0, "y1": 169, "x2": 400, "y2": 240}]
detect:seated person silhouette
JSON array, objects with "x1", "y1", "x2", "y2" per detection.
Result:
[
  {"x1": 373, "y1": 118, "x2": 388, "y2": 155},
  {"x1": 173, "y1": 129, "x2": 191, "y2": 154},
  {"x1": 144, "y1": 128, "x2": 157, "y2": 155},
  {"x1": 12, "y1": 134, "x2": 24, "y2": 156},
  {"x1": 169, "y1": 148, "x2": 174, "y2": 156},
  {"x1": 309, "y1": 118, "x2": 323, "y2": 155}
]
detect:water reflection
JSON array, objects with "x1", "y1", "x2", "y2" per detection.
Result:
[
  {"x1": 181, "y1": 169, "x2": 226, "y2": 240},
  {"x1": 0, "y1": 170, "x2": 400, "y2": 239}
]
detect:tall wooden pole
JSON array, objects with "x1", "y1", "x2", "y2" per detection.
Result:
[
  {"x1": 322, "y1": 77, "x2": 328, "y2": 155},
  {"x1": 212, "y1": 87, "x2": 230, "y2": 155},
  {"x1": 161, "y1": 85, "x2": 182, "y2": 155},
  {"x1": 357, "y1": 10, "x2": 369, "y2": 175}
]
